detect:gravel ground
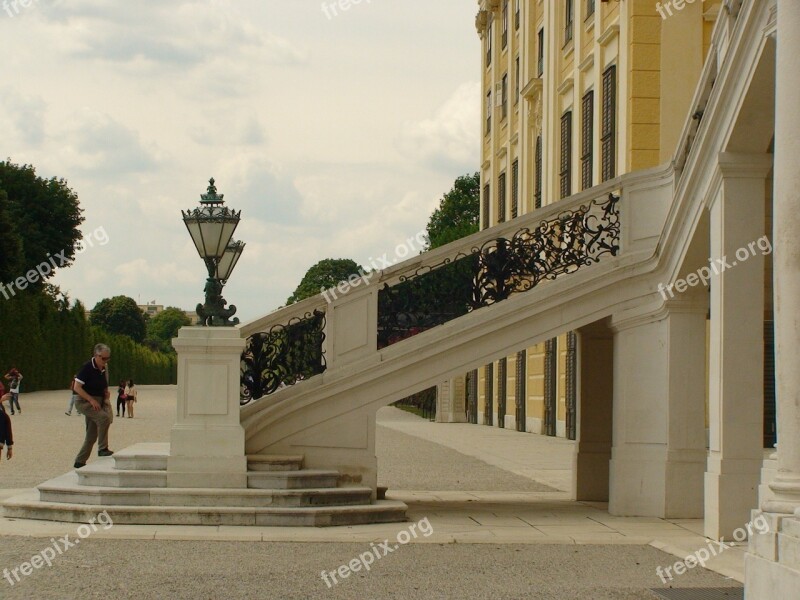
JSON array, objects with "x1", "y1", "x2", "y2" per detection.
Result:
[
  {"x1": 0, "y1": 539, "x2": 741, "y2": 600},
  {"x1": 377, "y1": 422, "x2": 558, "y2": 492},
  {"x1": 0, "y1": 389, "x2": 742, "y2": 599},
  {"x1": 0, "y1": 388, "x2": 175, "y2": 489}
]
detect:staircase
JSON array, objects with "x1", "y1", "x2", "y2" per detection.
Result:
[{"x1": 3, "y1": 444, "x2": 407, "y2": 526}]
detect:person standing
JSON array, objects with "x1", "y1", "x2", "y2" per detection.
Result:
[
  {"x1": 4, "y1": 368, "x2": 22, "y2": 415},
  {"x1": 116, "y1": 380, "x2": 127, "y2": 417},
  {"x1": 72, "y1": 344, "x2": 114, "y2": 469},
  {"x1": 65, "y1": 375, "x2": 78, "y2": 416},
  {"x1": 0, "y1": 388, "x2": 13, "y2": 460},
  {"x1": 125, "y1": 380, "x2": 137, "y2": 418}
]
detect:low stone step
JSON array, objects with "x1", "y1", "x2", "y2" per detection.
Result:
[
  {"x1": 78, "y1": 463, "x2": 167, "y2": 488},
  {"x1": 150, "y1": 487, "x2": 372, "y2": 508},
  {"x1": 3, "y1": 491, "x2": 408, "y2": 527},
  {"x1": 112, "y1": 443, "x2": 169, "y2": 471},
  {"x1": 37, "y1": 472, "x2": 371, "y2": 508},
  {"x1": 247, "y1": 470, "x2": 339, "y2": 490},
  {"x1": 247, "y1": 455, "x2": 304, "y2": 471},
  {"x1": 77, "y1": 462, "x2": 339, "y2": 491}
]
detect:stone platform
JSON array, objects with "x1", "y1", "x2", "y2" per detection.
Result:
[{"x1": 2, "y1": 443, "x2": 407, "y2": 527}]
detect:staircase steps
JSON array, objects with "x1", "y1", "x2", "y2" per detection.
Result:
[{"x1": 1, "y1": 443, "x2": 407, "y2": 527}]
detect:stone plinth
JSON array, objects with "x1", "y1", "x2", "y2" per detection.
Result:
[{"x1": 167, "y1": 326, "x2": 247, "y2": 488}]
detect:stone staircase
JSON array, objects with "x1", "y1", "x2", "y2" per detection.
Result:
[{"x1": 2, "y1": 443, "x2": 407, "y2": 527}]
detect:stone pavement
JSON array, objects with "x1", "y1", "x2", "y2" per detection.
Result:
[{"x1": 0, "y1": 388, "x2": 745, "y2": 597}]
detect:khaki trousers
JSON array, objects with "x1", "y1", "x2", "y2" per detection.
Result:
[{"x1": 74, "y1": 396, "x2": 113, "y2": 464}]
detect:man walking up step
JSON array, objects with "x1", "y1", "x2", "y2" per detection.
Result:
[{"x1": 72, "y1": 343, "x2": 114, "y2": 469}]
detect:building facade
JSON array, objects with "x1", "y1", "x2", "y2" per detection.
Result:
[{"x1": 460, "y1": 0, "x2": 725, "y2": 438}]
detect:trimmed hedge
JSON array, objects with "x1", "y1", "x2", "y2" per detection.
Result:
[{"x1": 0, "y1": 290, "x2": 177, "y2": 392}]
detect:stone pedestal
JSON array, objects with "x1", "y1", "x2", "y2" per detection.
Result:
[
  {"x1": 609, "y1": 301, "x2": 707, "y2": 518},
  {"x1": 705, "y1": 153, "x2": 770, "y2": 539},
  {"x1": 167, "y1": 327, "x2": 247, "y2": 488},
  {"x1": 436, "y1": 377, "x2": 468, "y2": 423}
]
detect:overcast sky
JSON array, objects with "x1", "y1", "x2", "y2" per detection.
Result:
[{"x1": 1, "y1": 0, "x2": 479, "y2": 322}]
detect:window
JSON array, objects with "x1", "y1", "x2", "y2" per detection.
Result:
[
  {"x1": 486, "y1": 13, "x2": 493, "y2": 66},
  {"x1": 515, "y1": 56, "x2": 520, "y2": 104},
  {"x1": 581, "y1": 91, "x2": 594, "y2": 190},
  {"x1": 502, "y1": 0, "x2": 508, "y2": 49},
  {"x1": 497, "y1": 357, "x2": 507, "y2": 429},
  {"x1": 515, "y1": 0, "x2": 520, "y2": 30},
  {"x1": 565, "y1": 0, "x2": 574, "y2": 45},
  {"x1": 534, "y1": 135, "x2": 542, "y2": 209},
  {"x1": 544, "y1": 338, "x2": 558, "y2": 437},
  {"x1": 537, "y1": 29, "x2": 544, "y2": 76},
  {"x1": 482, "y1": 183, "x2": 490, "y2": 229},
  {"x1": 515, "y1": 350, "x2": 526, "y2": 432},
  {"x1": 486, "y1": 89, "x2": 492, "y2": 135},
  {"x1": 501, "y1": 73, "x2": 508, "y2": 119},
  {"x1": 565, "y1": 332, "x2": 577, "y2": 440},
  {"x1": 498, "y1": 172, "x2": 507, "y2": 223},
  {"x1": 511, "y1": 160, "x2": 519, "y2": 219},
  {"x1": 602, "y1": 65, "x2": 617, "y2": 181},
  {"x1": 560, "y1": 111, "x2": 573, "y2": 199},
  {"x1": 484, "y1": 363, "x2": 494, "y2": 426},
  {"x1": 587, "y1": 0, "x2": 595, "y2": 17}
]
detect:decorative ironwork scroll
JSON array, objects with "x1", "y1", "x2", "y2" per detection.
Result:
[
  {"x1": 240, "y1": 310, "x2": 326, "y2": 405},
  {"x1": 378, "y1": 193, "x2": 620, "y2": 348}
]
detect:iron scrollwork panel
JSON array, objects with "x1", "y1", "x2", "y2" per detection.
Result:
[
  {"x1": 240, "y1": 310, "x2": 327, "y2": 405},
  {"x1": 378, "y1": 194, "x2": 620, "y2": 348}
]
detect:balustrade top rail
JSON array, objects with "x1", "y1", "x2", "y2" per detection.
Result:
[{"x1": 239, "y1": 179, "x2": 624, "y2": 405}]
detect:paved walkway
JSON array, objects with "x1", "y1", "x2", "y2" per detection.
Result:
[{"x1": 0, "y1": 388, "x2": 746, "y2": 596}]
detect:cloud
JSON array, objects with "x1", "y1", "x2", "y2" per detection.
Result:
[
  {"x1": 190, "y1": 112, "x2": 267, "y2": 147},
  {"x1": 397, "y1": 81, "x2": 480, "y2": 172},
  {"x1": 39, "y1": 0, "x2": 307, "y2": 72},
  {"x1": 0, "y1": 87, "x2": 47, "y2": 147},
  {"x1": 59, "y1": 110, "x2": 160, "y2": 178}
]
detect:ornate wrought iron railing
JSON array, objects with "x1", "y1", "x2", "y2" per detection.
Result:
[
  {"x1": 378, "y1": 193, "x2": 620, "y2": 348},
  {"x1": 240, "y1": 310, "x2": 326, "y2": 405}
]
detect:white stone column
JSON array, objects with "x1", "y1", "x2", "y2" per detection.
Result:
[
  {"x1": 764, "y1": 0, "x2": 800, "y2": 516},
  {"x1": 609, "y1": 301, "x2": 707, "y2": 518},
  {"x1": 746, "y1": 5, "x2": 800, "y2": 596},
  {"x1": 705, "y1": 153, "x2": 770, "y2": 539},
  {"x1": 167, "y1": 327, "x2": 247, "y2": 488}
]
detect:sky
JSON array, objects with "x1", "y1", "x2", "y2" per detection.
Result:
[{"x1": 0, "y1": 0, "x2": 480, "y2": 323}]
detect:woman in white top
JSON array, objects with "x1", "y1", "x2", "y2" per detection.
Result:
[{"x1": 125, "y1": 380, "x2": 137, "y2": 418}]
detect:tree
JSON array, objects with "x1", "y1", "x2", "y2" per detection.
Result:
[
  {"x1": 90, "y1": 296, "x2": 147, "y2": 343},
  {"x1": 0, "y1": 188, "x2": 24, "y2": 283},
  {"x1": 0, "y1": 161, "x2": 84, "y2": 282},
  {"x1": 424, "y1": 172, "x2": 480, "y2": 250},
  {"x1": 287, "y1": 258, "x2": 364, "y2": 304},
  {"x1": 146, "y1": 307, "x2": 191, "y2": 352}
]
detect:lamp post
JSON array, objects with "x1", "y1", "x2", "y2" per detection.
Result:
[{"x1": 182, "y1": 178, "x2": 245, "y2": 326}]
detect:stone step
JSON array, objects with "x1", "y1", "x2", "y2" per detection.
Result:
[
  {"x1": 112, "y1": 443, "x2": 169, "y2": 471},
  {"x1": 38, "y1": 472, "x2": 371, "y2": 508},
  {"x1": 247, "y1": 470, "x2": 339, "y2": 489},
  {"x1": 2, "y1": 491, "x2": 408, "y2": 527},
  {"x1": 77, "y1": 462, "x2": 339, "y2": 490},
  {"x1": 246, "y1": 455, "x2": 304, "y2": 471}
]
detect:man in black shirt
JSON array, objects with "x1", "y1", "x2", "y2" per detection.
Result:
[{"x1": 73, "y1": 343, "x2": 114, "y2": 469}]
